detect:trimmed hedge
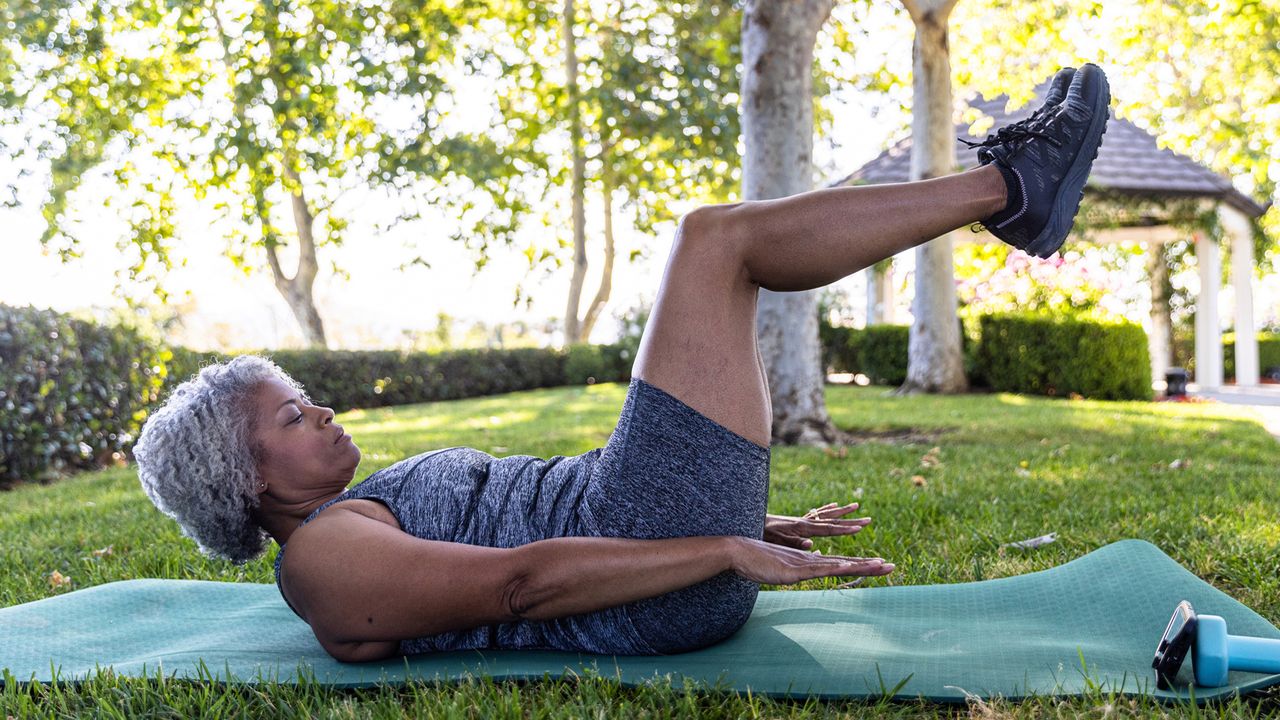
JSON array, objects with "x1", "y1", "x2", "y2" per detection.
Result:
[
  {"x1": 818, "y1": 320, "x2": 861, "y2": 377},
  {"x1": 973, "y1": 314, "x2": 1152, "y2": 400},
  {"x1": 5, "y1": 297, "x2": 1158, "y2": 486},
  {"x1": 0, "y1": 303, "x2": 633, "y2": 486},
  {"x1": 821, "y1": 323, "x2": 973, "y2": 387},
  {"x1": 0, "y1": 305, "x2": 167, "y2": 485},
  {"x1": 857, "y1": 325, "x2": 911, "y2": 386},
  {"x1": 1223, "y1": 333, "x2": 1280, "y2": 380},
  {"x1": 161, "y1": 346, "x2": 632, "y2": 416},
  {"x1": 820, "y1": 315, "x2": 1152, "y2": 400},
  {"x1": 821, "y1": 324, "x2": 912, "y2": 384}
]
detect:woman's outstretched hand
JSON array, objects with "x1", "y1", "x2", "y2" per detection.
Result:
[
  {"x1": 763, "y1": 502, "x2": 871, "y2": 549},
  {"x1": 728, "y1": 536, "x2": 894, "y2": 585}
]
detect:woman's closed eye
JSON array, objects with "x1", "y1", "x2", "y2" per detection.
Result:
[{"x1": 289, "y1": 414, "x2": 304, "y2": 425}]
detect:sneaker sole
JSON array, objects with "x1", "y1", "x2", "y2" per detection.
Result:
[{"x1": 1024, "y1": 75, "x2": 1112, "y2": 258}]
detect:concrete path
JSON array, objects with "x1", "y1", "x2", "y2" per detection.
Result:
[{"x1": 1189, "y1": 384, "x2": 1280, "y2": 440}]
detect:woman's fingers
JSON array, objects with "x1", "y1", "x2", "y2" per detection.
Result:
[
  {"x1": 804, "y1": 502, "x2": 861, "y2": 520},
  {"x1": 803, "y1": 502, "x2": 842, "y2": 519},
  {"x1": 820, "y1": 502, "x2": 861, "y2": 518},
  {"x1": 772, "y1": 518, "x2": 867, "y2": 546},
  {"x1": 811, "y1": 555, "x2": 895, "y2": 580},
  {"x1": 734, "y1": 537, "x2": 894, "y2": 585},
  {"x1": 799, "y1": 517, "x2": 871, "y2": 536},
  {"x1": 842, "y1": 558, "x2": 894, "y2": 576},
  {"x1": 772, "y1": 534, "x2": 813, "y2": 549}
]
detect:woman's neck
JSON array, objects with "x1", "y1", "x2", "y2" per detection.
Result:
[{"x1": 254, "y1": 489, "x2": 345, "y2": 546}]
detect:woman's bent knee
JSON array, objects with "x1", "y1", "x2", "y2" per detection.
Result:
[
  {"x1": 629, "y1": 573, "x2": 759, "y2": 654},
  {"x1": 674, "y1": 207, "x2": 758, "y2": 297},
  {"x1": 677, "y1": 205, "x2": 744, "y2": 261}
]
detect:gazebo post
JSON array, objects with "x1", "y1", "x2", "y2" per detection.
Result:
[
  {"x1": 1146, "y1": 236, "x2": 1173, "y2": 386},
  {"x1": 1194, "y1": 230, "x2": 1224, "y2": 390},
  {"x1": 865, "y1": 261, "x2": 896, "y2": 325},
  {"x1": 1218, "y1": 204, "x2": 1260, "y2": 387}
]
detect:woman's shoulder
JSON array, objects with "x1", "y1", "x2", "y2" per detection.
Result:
[
  {"x1": 321, "y1": 498, "x2": 402, "y2": 531},
  {"x1": 315, "y1": 448, "x2": 479, "y2": 522},
  {"x1": 394, "y1": 445, "x2": 484, "y2": 469},
  {"x1": 352, "y1": 446, "x2": 480, "y2": 482},
  {"x1": 277, "y1": 447, "x2": 472, "y2": 550}
]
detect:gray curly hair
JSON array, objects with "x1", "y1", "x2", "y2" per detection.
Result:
[{"x1": 134, "y1": 354, "x2": 307, "y2": 565}]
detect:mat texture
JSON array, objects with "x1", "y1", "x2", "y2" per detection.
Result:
[{"x1": 3, "y1": 539, "x2": 1278, "y2": 702}]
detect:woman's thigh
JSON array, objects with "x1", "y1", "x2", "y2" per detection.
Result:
[
  {"x1": 578, "y1": 376, "x2": 771, "y2": 653},
  {"x1": 581, "y1": 376, "x2": 770, "y2": 539},
  {"x1": 631, "y1": 206, "x2": 772, "y2": 449}
]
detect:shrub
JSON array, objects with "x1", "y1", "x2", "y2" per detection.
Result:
[
  {"x1": 857, "y1": 325, "x2": 911, "y2": 386},
  {"x1": 0, "y1": 304, "x2": 166, "y2": 486},
  {"x1": 565, "y1": 343, "x2": 605, "y2": 384},
  {"x1": 1222, "y1": 333, "x2": 1280, "y2": 380},
  {"x1": 819, "y1": 323, "x2": 862, "y2": 375},
  {"x1": 819, "y1": 321, "x2": 973, "y2": 387},
  {"x1": 597, "y1": 342, "x2": 634, "y2": 384},
  {"x1": 973, "y1": 313, "x2": 1152, "y2": 400},
  {"x1": 159, "y1": 344, "x2": 633, "y2": 415}
]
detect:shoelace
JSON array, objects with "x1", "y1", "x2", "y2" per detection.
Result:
[
  {"x1": 957, "y1": 122, "x2": 1063, "y2": 153},
  {"x1": 961, "y1": 106, "x2": 1067, "y2": 234},
  {"x1": 958, "y1": 103, "x2": 1059, "y2": 151}
]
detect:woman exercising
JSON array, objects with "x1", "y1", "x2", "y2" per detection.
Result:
[{"x1": 135, "y1": 64, "x2": 1110, "y2": 662}]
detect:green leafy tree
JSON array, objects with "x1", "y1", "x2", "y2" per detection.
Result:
[
  {"x1": 0, "y1": 0, "x2": 487, "y2": 347},
  {"x1": 389, "y1": 0, "x2": 749, "y2": 344},
  {"x1": 953, "y1": 0, "x2": 1277, "y2": 268}
]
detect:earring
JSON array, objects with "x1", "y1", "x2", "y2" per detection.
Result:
[{"x1": 259, "y1": 482, "x2": 267, "y2": 491}]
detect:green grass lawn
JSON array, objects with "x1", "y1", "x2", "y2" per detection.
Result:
[{"x1": 3, "y1": 382, "x2": 1279, "y2": 718}]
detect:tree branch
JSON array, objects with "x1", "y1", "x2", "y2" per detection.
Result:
[
  {"x1": 898, "y1": 0, "x2": 922, "y2": 24},
  {"x1": 284, "y1": 164, "x2": 319, "y2": 288}
]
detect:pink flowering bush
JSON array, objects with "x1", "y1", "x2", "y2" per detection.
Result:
[{"x1": 955, "y1": 244, "x2": 1137, "y2": 320}]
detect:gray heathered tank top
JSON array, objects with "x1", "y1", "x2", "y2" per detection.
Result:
[{"x1": 272, "y1": 444, "x2": 643, "y2": 655}]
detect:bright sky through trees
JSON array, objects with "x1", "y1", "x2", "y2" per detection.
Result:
[
  {"x1": 1, "y1": 2, "x2": 1274, "y2": 350},
  {"x1": 0, "y1": 2, "x2": 896, "y2": 350}
]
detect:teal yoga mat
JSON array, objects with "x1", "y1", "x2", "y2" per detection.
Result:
[{"x1": 3, "y1": 540, "x2": 1278, "y2": 702}]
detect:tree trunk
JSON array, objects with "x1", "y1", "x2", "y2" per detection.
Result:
[
  {"x1": 214, "y1": 12, "x2": 327, "y2": 349},
  {"x1": 1147, "y1": 238, "x2": 1174, "y2": 381},
  {"x1": 265, "y1": 166, "x2": 327, "y2": 348},
  {"x1": 742, "y1": 0, "x2": 841, "y2": 447},
  {"x1": 562, "y1": 0, "x2": 589, "y2": 346},
  {"x1": 898, "y1": 0, "x2": 967, "y2": 394},
  {"x1": 866, "y1": 259, "x2": 895, "y2": 325},
  {"x1": 580, "y1": 164, "x2": 616, "y2": 341}
]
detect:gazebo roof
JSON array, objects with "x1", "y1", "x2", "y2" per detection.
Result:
[{"x1": 832, "y1": 77, "x2": 1269, "y2": 219}]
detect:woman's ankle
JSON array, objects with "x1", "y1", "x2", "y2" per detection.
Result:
[{"x1": 976, "y1": 163, "x2": 1012, "y2": 218}]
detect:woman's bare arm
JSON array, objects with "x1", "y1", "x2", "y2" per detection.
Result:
[
  {"x1": 511, "y1": 533, "x2": 892, "y2": 620},
  {"x1": 282, "y1": 508, "x2": 890, "y2": 662}
]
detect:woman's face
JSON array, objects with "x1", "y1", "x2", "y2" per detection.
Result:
[{"x1": 251, "y1": 375, "x2": 361, "y2": 500}]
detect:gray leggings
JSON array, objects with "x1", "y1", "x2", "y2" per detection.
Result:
[{"x1": 580, "y1": 377, "x2": 771, "y2": 654}]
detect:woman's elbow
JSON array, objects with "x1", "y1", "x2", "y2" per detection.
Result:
[
  {"x1": 320, "y1": 634, "x2": 400, "y2": 663},
  {"x1": 501, "y1": 572, "x2": 537, "y2": 619},
  {"x1": 501, "y1": 571, "x2": 561, "y2": 621}
]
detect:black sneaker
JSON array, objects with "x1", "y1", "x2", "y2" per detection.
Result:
[
  {"x1": 967, "y1": 63, "x2": 1111, "y2": 258},
  {"x1": 960, "y1": 66, "x2": 1076, "y2": 158}
]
